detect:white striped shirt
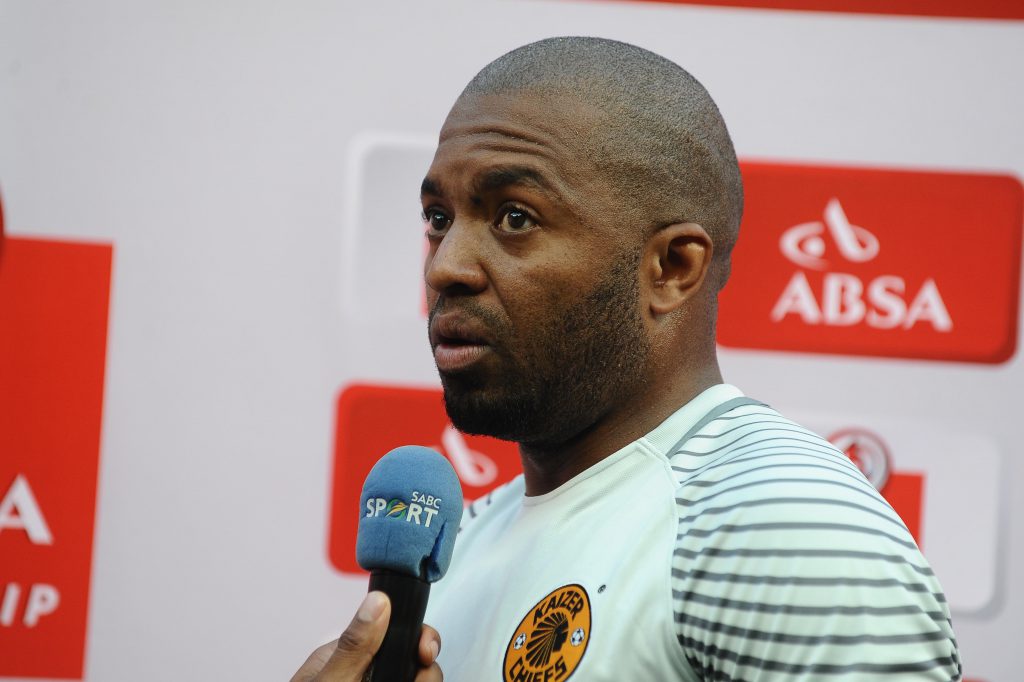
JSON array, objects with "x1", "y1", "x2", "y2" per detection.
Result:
[{"x1": 427, "y1": 384, "x2": 960, "y2": 681}]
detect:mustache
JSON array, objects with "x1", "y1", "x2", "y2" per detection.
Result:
[{"x1": 428, "y1": 296, "x2": 510, "y2": 345}]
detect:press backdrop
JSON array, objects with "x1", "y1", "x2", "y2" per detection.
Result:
[{"x1": 1, "y1": 1, "x2": 1022, "y2": 680}]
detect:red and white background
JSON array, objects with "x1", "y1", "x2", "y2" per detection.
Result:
[{"x1": 0, "y1": 1, "x2": 1021, "y2": 680}]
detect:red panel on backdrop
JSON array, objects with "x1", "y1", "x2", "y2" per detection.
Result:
[
  {"x1": 329, "y1": 384, "x2": 521, "y2": 575},
  {"x1": 607, "y1": 0, "x2": 1024, "y2": 20},
  {"x1": 880, "y1": 473, "x2": 923, "y2": 543},
  {"x1": 0, "y1": 237, "x2": 112, "y2": 678},
  {"x1": 718, "y1": 162, "x2": 1023, "y2": 363}
]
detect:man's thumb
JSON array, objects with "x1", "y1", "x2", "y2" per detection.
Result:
[{"x1": 314, "y1": 591, "x2": 391, "y2": 681}]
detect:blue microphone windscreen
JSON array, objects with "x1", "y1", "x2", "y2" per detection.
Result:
[{"x1": 356, "y1": 445, "x2": 464, "y2": 582}]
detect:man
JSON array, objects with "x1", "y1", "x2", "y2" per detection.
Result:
[{"x1": 297, "y1": 37, "x2": 960, "y2": 681}]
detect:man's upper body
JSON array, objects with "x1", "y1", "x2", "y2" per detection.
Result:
[
  {"x1": 427, "y1": 384, "x2": 959, "y2": 680},
  {"x1": 294, "y1": 36, "x2": 960, "y2": 682},
  {"x1": 415, "y1": 35, "x2": 960, "y2": 681}
]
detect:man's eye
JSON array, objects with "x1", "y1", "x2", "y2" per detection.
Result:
[
  {"x1": 423, "y1": 209, "x2": 451, "y2": 233},
  {"x1": 496, "y1": 207, "x2": 537, "y2": 233}
]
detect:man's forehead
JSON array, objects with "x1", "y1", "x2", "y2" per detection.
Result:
[
  {"x1": 426, "y1": 91, "x2": 607, "y2": 194},
  {"x1": 441, "y1": 90, "x2": 604, "y2": 147}
]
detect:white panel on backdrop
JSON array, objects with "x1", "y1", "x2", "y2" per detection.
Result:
[{"x1": 342, "y1": 134, "x2": 435, "y2": 322}]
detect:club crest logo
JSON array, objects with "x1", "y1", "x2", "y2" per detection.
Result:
[{"x1": 503, "y1": 584, "x2": 591, "y2": 682}]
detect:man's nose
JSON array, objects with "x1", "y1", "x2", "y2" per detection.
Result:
[{"x1": 425, "y1": 222, "x2": 488, "y2": 296}]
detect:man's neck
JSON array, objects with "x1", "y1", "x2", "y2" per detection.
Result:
[{"x1": 517, "y1": 362, "x2": 724, "y2": 496}]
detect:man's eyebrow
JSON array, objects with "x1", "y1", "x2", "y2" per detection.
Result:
[
  {"x1": 421, "y1": 177, "x2": 443, "y2": 198},
  {"x1": 475, "y1": 166, "x2": 553, "y2": 194},
  {"x1": 420, "y1": 166, "x2": 556, "y2": 201}
]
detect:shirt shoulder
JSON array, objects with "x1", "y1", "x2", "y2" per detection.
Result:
[{"x1": 668, "y1": 402, "x2": 961, "y2": 680}]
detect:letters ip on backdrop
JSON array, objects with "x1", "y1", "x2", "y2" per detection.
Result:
[{"x1": 0, "y1": 218, "x2": 113, "y2": 678}]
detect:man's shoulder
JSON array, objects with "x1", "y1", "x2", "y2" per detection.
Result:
[
  {"x1": 668, "y1": 400, "x2": 911, "y2": 546},
  {"x1": 666, "y1": 400, "x2": 848, "y2": 484},
  {"x1": 665, "y1": 400, "x2": 961, "y2": 681}
]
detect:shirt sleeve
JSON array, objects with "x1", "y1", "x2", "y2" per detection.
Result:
[{"x1": 670, "y1": 424, "x2": 961, "y2": 681}]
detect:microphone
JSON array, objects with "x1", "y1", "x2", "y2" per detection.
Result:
[{"x1": 356, "y1": 445, "x2": 463, "y2": 681}]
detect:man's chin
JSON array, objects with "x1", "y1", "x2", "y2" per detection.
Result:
[{"x1": 440, "y1": 382, "x2": 530, "y2": 442}]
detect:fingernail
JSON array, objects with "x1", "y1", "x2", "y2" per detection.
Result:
[
  {"x1": 429, "y1": 639, "x2": 440, "y2": 662},
  {"x1": 357, "y1": 591, "x2": 387, "y2": 623}
]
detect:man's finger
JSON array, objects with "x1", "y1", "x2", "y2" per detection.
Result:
[
  {"x1": 293, "y1": 591, "x2": 390, "y2": 682},
  {"x1": 291, "y1": 640, "x2": 339, "y2": 682},
  {"x1": 414, "y1": 662, "x2": 444, "y2": 682},
  {"x1": 417, "y1": 624, "x2": 441, "y2": 668}
]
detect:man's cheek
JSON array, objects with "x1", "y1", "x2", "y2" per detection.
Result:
[
  {"x1": 423, "y1": 285, "x2": 439, "y2": 319},
  {"x1": 422, "y1": 239, "x2": 438, "y2": 316}
]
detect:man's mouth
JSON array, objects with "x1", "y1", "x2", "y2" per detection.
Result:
[{"x1": 430, "y1": 315, "x2": 492, "y2": 373}]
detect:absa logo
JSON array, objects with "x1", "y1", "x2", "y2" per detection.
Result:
[
  {"x1": 779, "y1": 197, "x2": 879, "y2": 269},
  {"x1": 772, "y1": 197, "x2": 951, "y2": 332},
  {"x1": 718, "y1": 162, "x2": 1023, "y2": 363}
]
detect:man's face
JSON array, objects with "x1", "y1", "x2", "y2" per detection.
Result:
[{"x1": 421, "y1": 91, "x2": 650, "y2": 448}]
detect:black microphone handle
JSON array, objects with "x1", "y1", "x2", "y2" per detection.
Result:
[{"x1": 368, "y1": 569, "x2": 431, "y2": 682}]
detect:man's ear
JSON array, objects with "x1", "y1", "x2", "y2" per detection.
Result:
[{"x1": 643, "y1": 222, "x2": 714, "y2": 316}]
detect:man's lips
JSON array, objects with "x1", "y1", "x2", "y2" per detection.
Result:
[
  {"x1": 430, "y1": 314, "x2": 493, "y2": 372},
  {"x1": 433, "y1": 343, "x2": 490, "y2": 372}
]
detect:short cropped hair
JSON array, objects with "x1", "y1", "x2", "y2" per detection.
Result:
[{"x1": 461, "y1": 37, "x2": 743, "y2": 287}]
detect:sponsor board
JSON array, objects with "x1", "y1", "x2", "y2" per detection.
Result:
[
  {"x1": 719, "y1": 162, "x2": 1023, "y2": 363},
  {"x1": 329, "y1": 384, "x2": 521, "y2": 575},
  {"x1": 0, "y1": 236, "x2": 113, "y2": 679}
]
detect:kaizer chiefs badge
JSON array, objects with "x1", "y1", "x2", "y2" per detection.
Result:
[{"x1": 503, "y1": 584, "x2": 591, "y2": 682}]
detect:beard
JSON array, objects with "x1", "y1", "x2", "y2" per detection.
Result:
[{"x1": 431, "y1": 250, "x2": 649, "y2": 448}]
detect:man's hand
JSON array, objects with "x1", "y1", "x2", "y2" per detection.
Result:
[{"x1": 290, "y1": 591, "x2": 442, "y2": 682}]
